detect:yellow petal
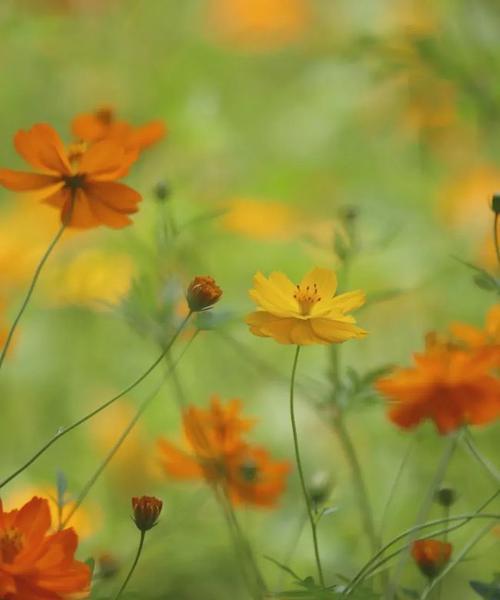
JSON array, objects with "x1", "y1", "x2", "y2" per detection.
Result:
[
  {"x1": 246, "y1": 311, "x2": 295, "y2": 344},
  {"x1": 288, "y1": 319, "x2": 325, "y2": 345},
  {"x1": 249, "y1": 271, "x2": 297, "y2": 316},
  {"x1": 310, "y1": 317, "x2": 367, "y2": 343},
  {"x1": 329, "y1": 290, "x2": 366, "y2": 313},
  {"x1": 300, "y1": 267, "x2": 337, "y2": 299}
]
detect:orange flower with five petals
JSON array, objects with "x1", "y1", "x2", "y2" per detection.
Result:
[
  {"x1": 246, "y1": 267, "x2": 367, "y2": 345},
  {"x1": 0, "y1": 123, "x2": 141, "y2": 229},
  {"x1": 0, "y1": 496, "x2": 90, "y2": 599},
  {"x1": 157, "y1": 396, "x2": 290, "y2": 507}
]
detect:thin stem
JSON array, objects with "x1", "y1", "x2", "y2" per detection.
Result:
[
  {"x1": 113, "y1": 530, "x2": 146, "y2": 600},
  {"x1": 0, "y1": 223, "x2": 66, "y2": 371},
  {"x1": 61, "y1": 335, "x2": 196, "y2": 529},
  {"x1": 386, "y1": 434, "x2": 459, "y2": 599},
  {"x1": 289, "y1": 345, "x2": 325, "y2": 587},
  {"x1": 277, "y1": 510, "x2": 308, "y2": 589},
  {"x1": 494, "y1": 212, "x2": 500, "y2": 265},
  {"x1": 464, "y1": 432, "x2": 500, "y2": 484},
  {"x1": 344, "y1": 486, "x2": 499, "y2": 596},
  {"x1": 420, "y1": 522, "x2": 495, "y2": 600},
  {"x1": 0, "y1": 312, "x2": 192, "y2": 490}
]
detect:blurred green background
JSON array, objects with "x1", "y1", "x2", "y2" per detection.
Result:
[{"x1": 0, "y1": 0, "x2": 498, "y2": 598}]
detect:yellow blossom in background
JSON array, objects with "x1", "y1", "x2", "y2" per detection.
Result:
[
  {"x1": 246, "y1": 267, "x2": 367, "y2": 345},
  {"x1": 89, "y1": 402, "x2": 160, "y2": 491},
  {"x1": 205, "y1": 0, "x2": 310, "y2": 52},
  {"x1": 222, "y1": 198, "x2": 302, "y2": 241},
  {"x1": 48, "y1": 249, "x2": 135, "y2": 308},
  {"x1": 385, "y1": 0, "x2": 437, "y2": 36},
  {"x1": 5, "y1": 485, "x2": 99, "y2": 539}
]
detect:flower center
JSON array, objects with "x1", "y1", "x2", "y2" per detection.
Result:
[
  {"x1": 63, "y1": 173, "x2": 87, "y2": 191},
  {"x1": 293, "y1": 283, "x2": 321, "y2": 315},
  {"x1": 0, "y1": 528, "x2": 23, "y2": 563},
  {"x1": 239, "y1": 459, "x2": 259, "y2": 483},
  {"x1": 95, "y1": 107, "x2": 115, "y2": 125}
]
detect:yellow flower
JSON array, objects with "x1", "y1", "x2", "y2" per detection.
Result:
[{"x1": 246, "y1": 267, "x2": 367, "y2": 345}]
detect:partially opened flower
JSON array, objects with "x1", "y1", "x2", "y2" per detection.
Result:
[
  {"x1": 157, "y1": 396, "x2": 290, "y2": 507},
  {"x1": 0, "y1": 123, "x2": 141, "y2": 229},
  {"x1": 72, "y1": 106, "x2": 166, "y2": 153},
  {"x1": 0, "y1": 496, "x2": 91, "y2": 599},
  {"x1": 411, "y1": 539, "x2": 452, "y2": 579},
  {"x1": 246, "y1": 267, "x2": 367, "y2": 345},
  {"x1": 376, "y1": 332, "x2": 500, "y2": 434},
  {"x1": 132, "y1": 496, "x2": 163, "y2": 532}
]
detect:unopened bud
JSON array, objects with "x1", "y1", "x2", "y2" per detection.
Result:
[
  {"x1": 186, "y1": 276, "x2": 222, "y2": 312},
  {"x1": 434, "y1": 487, "x2": 456, "y2": 508},
  {"x1": 154, "y1": 180, "x2": 171, "y2": 202},
  {"x1": 492, "y1": 194, "x2": 500, "y2": 214},
  {"x1": 132, "y1": 496, "x2": 163, "y2": 532}
]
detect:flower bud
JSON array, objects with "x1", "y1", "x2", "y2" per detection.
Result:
[
  {"x1": 434, "y1": 487, "x2": 456, "y2": 508},
  {"x1": 186, "y1": 276, "x2": 222, "y2": 312},
  {"x1": 308, "y1": 471, "x2": 333, "y2": 506},
  {"x1": 154, "y1": 180, "x2": 171, "y2": 202},
  {"x1": 411, "y1": 539, "x2": 452, "y2": 579},
  {"x1": 132, "y1": 496, "x2": 163, "y2": 532},
  {"x1": 491, "y1": 194, "x2": 500, "y2": 214}
]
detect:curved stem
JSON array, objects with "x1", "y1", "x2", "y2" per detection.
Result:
[
  {"x1": 0, "y1": 313, "x2": 192, "y2": 490},
  {"x1": 344, "y1": 488, "x2": 499, "y2": 596},
  {"x1": 386, "y1": 434, "x2": 459, "y2": 599},
  {"x1": 113, "y1": 530, "x2": 146, "y2": 600},
  {"x1": 464, "y1": 431, "x2": 500, "y2": 484},
  {"x1": 0, "y1": 223, "x2": 66, "y2": 371},
  {"x1": 61, "y1": 334, "x2": 197, "y2": 529},
  {"x1": 289, "y1": 345, "x2": 325, "y2": 587}
]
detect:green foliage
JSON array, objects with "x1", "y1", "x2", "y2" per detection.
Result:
[{"x1": 470, "y1": 575, "x2": 500, "y2": 599}]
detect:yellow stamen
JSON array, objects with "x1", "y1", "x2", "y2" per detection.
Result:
[
  {"x1": 293, "y1": 283, "x2": 321, "y2": 315},
  {"x1": 0, "y1": 528, "x2": 23, "y2": 563}
]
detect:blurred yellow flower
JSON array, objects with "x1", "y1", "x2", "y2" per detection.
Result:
[
  {"x1": 222, "y1": 198, "x2": 301, "y2": 241},
  {"x1": 246, "y1": 267, "x2": 367, "y2": 345},
  {"x1": 5, "y1": 485, "x2": 99, "y2": 539},
  {"x1": 49, "y1": 249, "x2": 135, "y2": 308},
  {"x1": 205, "y1": 0, "x2": 310, "y2": 52}
]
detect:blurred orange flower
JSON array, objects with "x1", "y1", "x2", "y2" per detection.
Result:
[
  {"x1": 0, "y1": 496, "x2": 91, "y2": 599},
  {"x1": 451, "y1": 304, "x2": 500, "y2": 350},
  {"x1": 205, "y1": 0, "x2": 309, "y2": 52},
  {"x1": 411, "y1": 539, "x2": 452, "y2": 579},
  {"x1": 0, "y1": 123, "x2": 141, "y2": 229},
  {"x1": 72, "y1": 106, "x2": 166, "y2": 153},
  {"x1": 158, "y1": 396, "x2": 290, "y2": 507},
  {"x1": 377, "y1": 329, "x2": 500, "y2": 435},
  {"x1": 246, "y1": 267, "x2": 367, "y2": 345}
]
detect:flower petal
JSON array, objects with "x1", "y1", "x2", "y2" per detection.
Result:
[
  {"x1": 128, "y1": 120, "x2": 166, "y2": 150},
  {"x1": 245, "y1": 311, "x2": 297, "y2": 344},
  {"x1": 310, "y1": 317, "x2": 367, "y2": 343},
  {"x1": 84, "y1": 181, "x2": 141, "y2": 213},
  {"x1": 249, "y1": 271, "x2": 297, "y2": 316},
  {"x1": 14, "y1": 124, "x2": 71, "y2": 174},
  {"x1": 300, "y1": 267, "x2": 337, "y2": 299},
  {"x1": 0, "y1": 170, "x2": 61, "y2": 191},
  {"x1": 79, "y1": 140, "x2": 137, "y2": 180}
]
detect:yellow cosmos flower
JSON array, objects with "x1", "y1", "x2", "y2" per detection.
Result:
[{"x1": 246, "y1": 267, "x2": 367, "y2": 345}]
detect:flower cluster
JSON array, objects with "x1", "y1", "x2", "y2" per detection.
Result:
[{"x1": 157, "y1": 395, "x2": 291, "y2": 507}]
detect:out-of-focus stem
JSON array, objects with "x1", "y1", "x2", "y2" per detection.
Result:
[{"x1": 113, "y1": 530, "x2": 146, "y2": 600}]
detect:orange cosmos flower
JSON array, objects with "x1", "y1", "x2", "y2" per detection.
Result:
[
  {"x1": 0, "y1": 496, "x2": 91, "y2": 599},
  {"x1": 157, "y1": 396, "x2": 290, "y2": 507},
  {"x1": 411, "y1": 539, "x2": 452, "y2": 579},
  {"x1": 246, "y1": 267, "x2": 367, "y2": 345},
  {"x1": 0, "y1": 123, "x2": 141, "y2": 229},
  {"x1": 450, "y1": 304, "x2": 500, "y2": 351},
  {"x1": 376, "y1": 332, "x2": 500, "y2": 435},
  {"x1": 72, "y1": 106, "x2": 166, "y2": 153}
]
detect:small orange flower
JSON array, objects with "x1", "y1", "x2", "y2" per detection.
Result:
[
  {"x1": 450, "y1": 304, "x2": 500, "y2": 350},
  {"x1": 376, "y1": 331, "x2": 500, "y2": 435},
  {"x1": 157, "y1": 396, "x2": 290, "y2": 507},
  {"x1": 0, "y1": 123, "x2": 141, "y2": 229},
  {"x1": 411, "y1": 539, "x2": 452, "y2": 579},
  {"x1": 132, "y1": 496, "x2": 163, "y2": 532},
  {"x1": 0, "y1": 496, "x2": 91, "y2": 599},
  {"x1": 72, "y1": 106, "x2": 166, "y2": 153},
  {"x1": 186, "y1": 275, "x2": 223, "y2": 312}
]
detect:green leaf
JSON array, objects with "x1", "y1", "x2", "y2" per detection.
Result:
[{"x1": 470, "y1": 578, "x2": 500, "y2": 599}]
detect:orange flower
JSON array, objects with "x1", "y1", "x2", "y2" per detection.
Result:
[
  {"x1": 186, "y1": 275, "x2": 223, "y2": 312},
  {"x1": 376, "y1": 332, "x2": 500, "y2": 434},
  {"x1": 0, "y1": 496, "x2": 91, "y2": 599},
  {"x1": 411, "y1": 539, "x2": 452, "y2": 579},
  {"x1": 72, "y1": 106, "x2": 166, "y2": 153},
  {"x1": 157, "y1": 396, "x2": 290, "y2": 507},
  {"x1": 0, "y1": 123, "x2": 141, "y2": 229}
]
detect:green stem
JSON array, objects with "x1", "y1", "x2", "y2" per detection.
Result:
[
  {"x1": 0, "y1": 223, "x2": 66, "y2": 371},
  {"x1": 344, "y1": 487, "x2": 500, "y2": 596},
  {"x1": 113, "y1": 530, "x2": 146, "y2": 600},
  {"x1": 464, "y1": 431, "x2": 500, "y2": 484},
  {"x1": 420, "y1": 522, "x2": 495, "y2": 600},
  {"x1": 494, "y1": 212, "x2": 500, "y2": 265},
  {"x1": 289, "y1": 345, "x2": 325, "y2": 587},
  {"x1": 386, "y1": 434, "x2": 459, "y2": 599},
  {"x1": 0, "y1": 312, "x2": 192, "y2": 490}
]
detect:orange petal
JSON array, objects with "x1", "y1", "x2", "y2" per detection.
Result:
[
  {"x1": 0, "y1": 169, "x2": 61, "y2": 191},
  {"x1": 84, "y1": 181, "x2": 141, "y2": 212},
  {"x1": 71, "y1": 112, "x2": 109, "y2": 143},
  {"x1": 14, "y1": 124, "x2": 71, "y2": 174},
  {"x1": 79, "y1": 140, "x2": 137, "y2": 180},
  {"x1": 128, "y1": 120, "x2": 167, "y2": 150}
]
